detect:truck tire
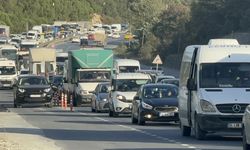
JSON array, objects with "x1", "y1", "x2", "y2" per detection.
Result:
[
  {"x1": 180, "y1": 122, "x2": 191, "y2": 137},
  {"x1": 194, "y1": 115, "x2": 206, "y2": 140},
  {"x1": 243, "y1": 126, "x2": 250, "y2": 150}
]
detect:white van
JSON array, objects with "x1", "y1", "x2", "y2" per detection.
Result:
[
  {"x1": 108, "y1": 73, "x2": 151, "y2": 117},
  {"x1": 179, "y1": 39, "x2": 250, "y2": 140},
  {"x1": 114, "y1": 59, "x2": 140, "y2": 74},
  {"x1": 0, "y1": 58, "x2": 17, "y2": 88}
]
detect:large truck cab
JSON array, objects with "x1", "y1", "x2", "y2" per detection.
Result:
[{"x1": 179, "y1": 39, "x2": 250, "y2": 140}]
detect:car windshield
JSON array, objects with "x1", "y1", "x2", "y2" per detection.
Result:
[
  {"x1": 115, "y1": 79, "x2": 149, "y2": 92},
  {"x1": 143, "y1": 86, "x2": 178, "y2": 99},
  {"x1": 19, "y1": 77, "x2": 48, "y2": 86},
  {"x1": 161, "y1": 79, "x2": 179, "y2": 87},
  {"x1": 0, "y1": 66, "x2": 15, "y2": 75},
  {"x1": 79, "y1": 71, "x2": 110, "y2": 82},
  {"x1": 52, "y1": 76, "x2": 63, "y2": 85},
  {"x1": 100, "y1": 84, "x2": 110, "y2": 93},
  {"x1": 2, "y1": 49, "x2": 17, "y2": 60},
  {"x1": 200, "y1": 63, "x2": 250, "y2": 88},
  {"x1": 119, "y1": 66, "x2": 139, "y2": 73},
  {"x1": 20, "y1": 70, "x2": 29, "y2": 74}
]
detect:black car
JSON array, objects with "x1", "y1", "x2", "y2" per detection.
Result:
[
  {"x1": 13, "y1": 75, "x2": 54, "y2": 107},
  {"x1": 131, "y1": 84, "x2": 179, "y2": 125}
]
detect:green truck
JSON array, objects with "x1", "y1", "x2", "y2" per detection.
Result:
[{"x1": 64, "y1": 49, "x2": 113, "y2": 106}]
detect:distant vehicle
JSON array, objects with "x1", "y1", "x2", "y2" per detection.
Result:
[
  {"x1": 111, "y1": 24, "x2": 121, "y2": 32},
  {"x1": 112, "y1": 32, "x2": 120, "y2": 39},
  {"x1": 50, "y1": 75, "x2": 63, "y2": 87},
  {"x1": 132, "y1": 84, "x2": 179, "y2": 125},
  {"x1": 124, "y1": 32, "x2": 134, "y2": 41},
  {"x1": 9, "y1": 37, "x2": 21, "y2": 48},
  {"x1": 0, "y1": 58, "x2": 17, "y2": 88},
  {"x1": 243, "y1": 105, "x2": 250, "y2": 150},
  {"x1": 13, "y1": 75, "x2": 54, "y2": 107},
  {"x1": 0, "y1": 25, "x2": 10, "y2": 37},
  {"x1": 29, "y1": 48, "x2": 56, "y2": 77},
  {"x1": 160, "y1": 78, "x2": 179, "y2": 87},
  {"x1": 114, "y1": 59, "x2": 140, "y2": 74},
  {"x1": 19, "y1": 69, "x2": 29, "y2": 75},
  {"x1": 0, "y1": 36, "x2": 9, "y2": 45},
  {"x1": 179, "y1": 39, "x2": 250, "y2": 140},
  {"x1": 91, "y1": 82, "x2": 110, "y2": 112},
  {"x1": 108, "y1": 73, "x2": 151, "y2": 117},
  {"x1": 71, "y1": 37, "x2": 80, "y2": 43},
  {"x1": 19, "y1": 40, "x2": 38, "y2": 56},
  {"x1": 26, "y1": 30, "x2": 38, "y2": 40},
  {"x1": 0, "y1": 44, "x2": 18, "y2": 61},
  {"x1": 154, "y1": 75, "x2": 175, "y2": 83},
  {"x1": 56, "y1": 52, "x2": 68, "y2": 75}
]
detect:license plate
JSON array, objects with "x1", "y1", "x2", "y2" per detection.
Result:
[
  {"x1": 30, "y1": 95, "x2": 41, "y2": 98},
  {"x1": 227, "y1": 123, "x2": 242, "y2": 128},
  {"x1": 3, "y1": 84, "x2": 11, "y2": 87},
  {"x1": 159, "y1": 112, "x2": 175, "y2": 117}
]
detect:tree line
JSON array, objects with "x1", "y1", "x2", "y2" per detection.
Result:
[{"x1": 1, "y1": 0, "x2": 250, "y2": 67}]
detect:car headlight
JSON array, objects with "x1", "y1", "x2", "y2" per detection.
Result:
[
  {"x1": 18, "y1": 88, "x2": 25, "y2": 93},
  {"x1": 44, "y1": 88, "x2": 51, "y2": 93},
  {"x1": 142, "y1": 101, "x2": 153, "y2": 110},
  {"x1": 116, "y1": 94, "x2": 126, "y2": 102},
  {"x1": 101, "y1": 98, "x2": 107, "y2": 102},
  {"x1": 80, "y1": 90, "x2": 88, "y2": 95},
  {"x1": 200, "y1": 99, "x2": 216, "y2": 112}
]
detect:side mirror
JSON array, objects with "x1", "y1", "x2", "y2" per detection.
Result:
[
  {"x1": 187, "y1": 78, "x2": 197, "y2": 91},
  {"x1": 52, "y1": 85, "x2": 58, "y2": 91}
]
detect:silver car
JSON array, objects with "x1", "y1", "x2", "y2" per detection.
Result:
[
  {"x1": 91, "y1": 83, "x2": 110, "y2": 112},
  {"x1": 243, "y1": 105, "x2": 250, "y2": 150}
]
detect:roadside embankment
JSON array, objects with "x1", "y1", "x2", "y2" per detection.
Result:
[{"x1": 0, "y1": 111, "x2": 62, "y2": 150}]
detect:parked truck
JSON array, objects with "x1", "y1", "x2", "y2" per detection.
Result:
[
  {"x1": 64, "y1": 49, "x2": 113, "y2": 106},
  {"x1": 0, "y1": 58, "x2": 17, "y2": 88},
  {"x1": 87, "y1": 30, "x2": 107, "y2": 47},
  {"x1": 29, "y1": 48, "x2": 56, "y2": 77}
]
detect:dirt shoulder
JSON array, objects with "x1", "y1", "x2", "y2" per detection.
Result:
[{"x1": 0, "y1": 111, "x2": 62, "y2": 150}]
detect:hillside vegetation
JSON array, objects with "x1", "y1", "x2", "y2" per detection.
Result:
[{"x1": 1, "y1": 0, "x2": 250, "y2": 67}]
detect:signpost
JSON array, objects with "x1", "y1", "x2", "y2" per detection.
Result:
[{"x1": 152, "y1": 54, "x2": 163, "y2": 71}]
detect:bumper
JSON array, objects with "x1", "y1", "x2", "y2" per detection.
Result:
[
  {"x1": 113, "y1": 100, "x2": 132, "y2": 114},
  {"x1": 197, "y1": 114, "x2": 243, "y2": 132},
  {"x1": 0, "y1": 80, "x2": 13, "y2": 88},
  {"x1": 140, "y1": 109, "x2": 179, "y2": 122},
  {"x1": 16, "y1": 93, "x2": 53, "y2": 104},
  {"x1": 78, "y1": 94, "x2": 93, "y2": 103},
  {"x1": 97, "y1": 101, "x2": 109, "y2": 111}
]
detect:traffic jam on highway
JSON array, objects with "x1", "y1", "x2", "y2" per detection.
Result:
[{"x1": 0, "y1": 22, "x2": 250, "y2": 150}]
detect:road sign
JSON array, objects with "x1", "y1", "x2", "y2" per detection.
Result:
[{"x1": 152, "y1": 55, "x2": 163, "y2": 64}]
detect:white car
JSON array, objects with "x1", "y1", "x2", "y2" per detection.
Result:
[
  {"x1": 108, "y1": 73, "x2": 151, "y2": 117},
  {"x1": 72, "y1": 37, "x2": 80, "y2": 43},
  {"x1": 112, "y1": 32, "x2": 120, "y2": 39},
  {"x1": 243, "y1": 105, "x2": 250, "y2": 150}
]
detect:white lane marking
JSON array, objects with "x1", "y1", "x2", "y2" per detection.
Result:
[
  {"x1": 92, "y1": 116, "x2": 200, "y2": 150},
  {"x1": 71, "y1": 109, "x2": 202, "y2": 150}
]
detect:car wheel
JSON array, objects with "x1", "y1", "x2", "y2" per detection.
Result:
[
  {"x1": 180, "y1": 122, "x2": 191, "y2": 137},
  {"x1": 194, "y1": 115, "x2": 206, "y2": 140},
  {"x1": 138, "y1": 110, "x2": 145, "y2": 125},
  {"x1": 243, "y1": 126, "x2": 250, "y2": 150},
  {"x1": 95, "y1": 102, "x2": 100, "y2": 113},
  {"x1": 109, "y1": 109, "x2": 113, "y2": 117},
  {"x1": 131, "y1": 112, "x2": 138, "y2": 124}
]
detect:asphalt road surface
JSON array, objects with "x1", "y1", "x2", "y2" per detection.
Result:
[{"x1": 0, "y1": 88, "x2": 243, "y2": 150}]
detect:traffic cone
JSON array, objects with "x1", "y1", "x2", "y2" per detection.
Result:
[
  {"x1": 61, "y1": 93, "x2": 64, "y2": 108},
  {"x1": 64, "y1": 94, "x2": 67, "y2": 110},
  {"x1": 70, "y1": 95, "x2": 73, "y2": 112}
]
